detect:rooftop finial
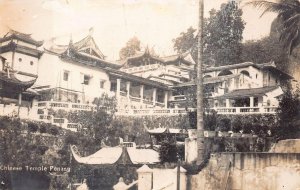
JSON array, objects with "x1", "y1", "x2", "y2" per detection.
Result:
[
  {"x1": 89, "y1": 27, "x2": 94, "y2": 37},
  {"x1": 145, "y1": 45, "x2": 150, "y2": 54},
  {"x1": 69, "y1": 33, "x2": 73, "y2": 45}
]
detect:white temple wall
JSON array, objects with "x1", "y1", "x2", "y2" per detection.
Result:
[
  {"x1": 36, "y1": 52, "x2": 111, "y2": 103},
  {"x1": 13, "y1": 52, "x2": 39, "y2": 75}
]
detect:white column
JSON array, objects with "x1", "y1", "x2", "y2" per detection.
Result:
[
  {"x1": 225, "y1": 99, "x2": 230, "y2": 108},
  {"x1": 137, "y1": 165, "x2": 153, "y2": 190},
  {"x1": 18, "y1": 93, "x2": 22, "y2": 106},
  {"x1": 173, "y1": 166, "x2": 187, "y2": 190},
  {"x1": 152, "y1": 88, "x2": 157, "y2": 106},
  {"x1": 126, "y1": 81, "x2": 131, "y2": 100},
  {"x1": 140, "y1": 85, "x2": 144, "y2": 103},
  {"x1": 116, "y1": 79, "x2": 121, "y2": 100},
  {"x1": 250, "y1": 96, "x2": 254, "y2": 107},
  {"x1": 164, "y1": 91, "x2": 168, "y2": 108}
]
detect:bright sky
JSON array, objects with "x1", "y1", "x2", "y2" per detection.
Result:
[{"x1": 0, "y1": 0, "x2": 276, "y2": 60}]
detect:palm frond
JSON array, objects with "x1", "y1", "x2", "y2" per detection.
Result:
[{"x1": 246, "y1": 0, "x2": 300, "y2": 17}]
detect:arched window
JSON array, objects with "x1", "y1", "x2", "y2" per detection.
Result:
[
  {"x1": 240, "y1": 70, "x2": 250, "y2": 77},
  {"x1": 203, "y1": 75, "x2": 212, "y2": 78},
  {"x1": 218, "y1": 70, "x2": 233, "y2": 76}
]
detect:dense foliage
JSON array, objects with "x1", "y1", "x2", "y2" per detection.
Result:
[
  {"x1": 173, "y1": 1, "x2": 245, "y2": 66},
  {"x1": 119, "y1": 36, "x2": 141, "y2": 60},
  {"x1": 274, "y1": 88, "x2": 300, "y2": 140},
  {"x1": 247, "y1": 0, "x2": 300, "y2": 54},
  {"x1": 241, "y1": 35, "x2": 289, "y2": 72}
]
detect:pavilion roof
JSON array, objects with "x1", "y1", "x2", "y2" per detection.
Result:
[
  {"x1": 161, "y1": 51, "x2": 195, "y2": 65},
  {"x1": 204, "y1": 62, "x2": 255, "y2": 72},
  {"x1": 257, "y1": 62, "x2": 293, "y2": 80},
  {"x1": 204, "y1": 61, "x2": 293, "y2": 79},
  {"x1": 105, "y1": 67, "x2": 170, "y2": 90},
  {"x1": 44, "y1": 35, "x2": 120, "y2": 69},
  {"x1": 70, "y1": 145, "x2": 159, "y2": 165},
  {"x1": 0, "y1": 71, "x2": 37, "y2": 89},
  {"x1": 147, "y1": 127, "x2": 186, "y2": 134},
  {"x1": 214, "y1": 86, "x2": 279, "y2": 99},
  {"x1": 173, "y1": 74, "x2": 240, "y2": 88},
  {"x1": 0, "y1": 29, "x2": 43, "y2": 47}
]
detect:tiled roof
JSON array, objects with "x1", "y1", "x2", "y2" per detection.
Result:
[
  {"x1": 71, "y1": 145, "x2": 159, "y2": 165},
  {"x1": 72, "y1": 35, "x2": 105, "y2": 60},
  {"x1": 257, "y1": 62, "x2": 293, "y2": 79},
  {"x1": 215, "y1": 86, "x2": 279, "y2": 99},
  {"x1": 105, "y1": 67, "x2": 170, "y2": 90},
  {"x1": 0, "y1": 30, "x2": 43, "y2": 46},
  {"x1": 71, "y1": 146, "x2": 123, "y2": 165},
  {"x1": 173, "y1": 74, "x2": 240, "y2": 88},
  {"x1": 204, "y1": 62, "x2": 255, "y2": 72},
  {"x1": 127, "y1": 148, "x2": 159, "y2": 164},
  {"x1": 161, "y1": 51, "x2": 195, "y2": 65},
  {"x1": 0, "y1": 71, "x2": 36, "y2": 88},
  {"x1": 147, "y1": 127, "x2": 185, "y2": 134}
]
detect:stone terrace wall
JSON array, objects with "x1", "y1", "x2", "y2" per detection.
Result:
[{"x1": 189, "y1": 152, "x2": 300, "y2": 190}]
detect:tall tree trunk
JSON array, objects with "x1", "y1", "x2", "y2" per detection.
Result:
[{"x1": 197, "y1": 0, "x2": 205, "y2": 164}]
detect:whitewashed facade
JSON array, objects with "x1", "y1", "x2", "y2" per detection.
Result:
[{"x1": 0, "y1": 29, "x2": 294, "y2": 125}]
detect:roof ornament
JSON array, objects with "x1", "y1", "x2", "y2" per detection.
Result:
[
  {"x1": 69, "y1": 33, "x2": 73, "y2": 45},
  {"x1": 89, "y1": 27, "x2": 94, "y2": 37},
  {"x1": 144, "y1": 45, "x2": 150, "y2": 55},
  {"x1": 3, "y1": 62, "x2": 12, "y2": 78}
]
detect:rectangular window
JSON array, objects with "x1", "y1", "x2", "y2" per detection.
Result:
[
  {"x1": 63, "y1": 71, "x2": 69, "y2": 81},
  {"x1": 83, "y1": 75, "x2": 90, "y2": 85},
  {"x1": 100, "y1": 80, "x2": 105, "y2": 89}
]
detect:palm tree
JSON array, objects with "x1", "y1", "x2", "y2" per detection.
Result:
[{"x1": 247, "y1": 0, "x2": 300, "y2": 54}]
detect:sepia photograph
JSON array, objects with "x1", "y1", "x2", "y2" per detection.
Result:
[{"x1": 0, "y1": 0, "x2": 300, "y2": 189}]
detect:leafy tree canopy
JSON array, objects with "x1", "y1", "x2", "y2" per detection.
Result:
[
  {"x1": 274, "y1": 87, "x2": 300, "y2": 140},
  {"x1": 119, "y1": 36, "x2": 141, "y2": 60},
  {"x1": 247, "y1": 0, "x2": 300, "y2": 55},
  {"x1": 241, "y1": 35, "x2": 289, "y2": 72},
  {"x1": 173, "y1": 1, "x2": 245, "y2": 66}
]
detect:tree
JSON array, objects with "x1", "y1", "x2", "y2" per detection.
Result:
[
  {"x1": 173, "y1": 27, "x2": 197, "y2": 55},
  {"x1": 204, "y1": 1, "x2": 245, "y2": 66},
  {"x1": 68, "y1": 93, "x2": 117, "y2": 144},
  {"x1": 159, "y1": 137, "x2": 178, "y2": 163},
  {"x1": 119, "y1": 36, "x2": 141, "y2": 60},
  {"x1": 274, "y1": 88, "x2": 300, "y2": 140},
  {"x1": 173, "y1": 1, "x2": 245, "y2": 66},
  {"x1": 247, "y1": 0, "x2": 300, "y2": 54},
  {"x1": 241, "y1": 35, "x2": 289, "y2": 71}
]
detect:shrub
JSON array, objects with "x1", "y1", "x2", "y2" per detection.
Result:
[
  {"x1": 49, "y1": 127, "x2": 59, "y2": 136},
  {"x1": 218, "y1": 118, "x2": 231, "y2": 132},
  {"x1": 39, "y1": 123, "x2": 48, "y2": 133},
  {"x1": 159, "y1": 138, "x2": 178, "y2": 163},
  {"x1": 0, "y1": 116, "x2": 12, "y2": 129},
  {"x1": 37, "y1": 145, "x2": 49, "y2": 155},
  {"x1": 27, "y1": 122, "x2": 39, "y2": 133}
]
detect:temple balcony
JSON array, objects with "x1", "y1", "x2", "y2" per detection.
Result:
[
  {"x1": 115, "y1": 108, "x2": 196, "y2": 116},
  {"x1": 121, "y1": 64, "x2": 162, "y2": 74},
  {"x1": 115, "y1": 105, "x2": 278, "y2": 116},
  {"x1": 36, "y1": 101, "x2": 96, "y2": 111},
  {"x1": 210, "y1": 106, "x2": 277, "y2": 114}
]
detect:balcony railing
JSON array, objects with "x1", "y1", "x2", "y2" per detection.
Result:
[
  {"x1": 121, "y1": 64, "x2": 161, "y2": 73},
  {"x1": 211, "y1": 106, "x2": 277, "y2": 114},
  {"x1": 36, "y1": 101, "x2": 96, "y2": 111},
  {"x1": 116, "y1": 106, "x2": 277, "y2": 116},
  {"x1": 116, "y1": 108, "x2": 196, "y2": 116}
]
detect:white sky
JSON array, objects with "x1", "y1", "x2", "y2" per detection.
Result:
[{"x1": 0, "y1": 0, "x2": 276, "y2": 60}]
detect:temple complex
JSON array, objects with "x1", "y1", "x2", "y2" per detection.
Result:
[{"x1": 0, "y1": 29, "x2": 294, "y2": 130}]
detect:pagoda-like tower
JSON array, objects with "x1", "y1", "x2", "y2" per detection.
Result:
[
  {"x1": 0, "y1": 30, "x2": 41, "y2": 109},
  {"x1": 0, "y1": 29, "x2": 43, "y2": 80}
]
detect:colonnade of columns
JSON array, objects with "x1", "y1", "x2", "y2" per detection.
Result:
[
  {"x1": 216, "y1": 96, "x2": 256, "y2": 108},
  {"x1": 115, "y1": 78, "x2": 168, "y2": 108}
]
